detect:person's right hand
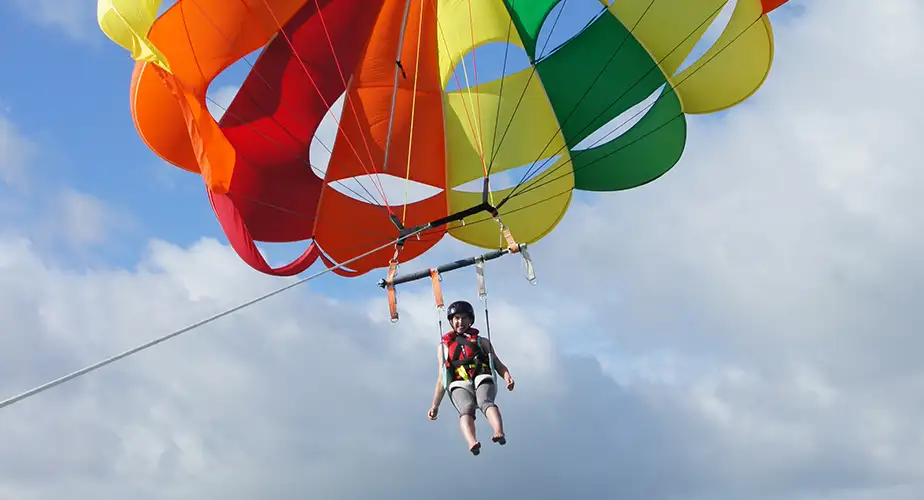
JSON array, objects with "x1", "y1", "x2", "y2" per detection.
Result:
[{"x1": 427, "y1": 406, "x2": 439, "y2": 420}]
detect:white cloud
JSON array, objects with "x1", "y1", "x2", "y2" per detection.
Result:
[
  {"x1": 53, "y1": 188, "x2": 132, "y2": 248},
  {"x1": 10, "y1": 0, "x2": 96, "y2": 42},
  {"x1": 0, "y1": 114, "x2": 34, "y2": 187},
  {"x1": 0, "y1": 111, "x2": 132, "y2": 256},
  {"x1": 0, "y1": 0, "x2": 923, "y2": 499},
  {"x1": 207, "y1": 85, "x2": 242, "y2": 122}
]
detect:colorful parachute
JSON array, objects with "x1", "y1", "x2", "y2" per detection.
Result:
[{"x1": 98, "y1": 0, "x2": 791, "y2": 277}]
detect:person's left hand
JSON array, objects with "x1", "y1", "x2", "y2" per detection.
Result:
[{"x1": 504, "y1": 373, "x2": 515, "y2": 391}]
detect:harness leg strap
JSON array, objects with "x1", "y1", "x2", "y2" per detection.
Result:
[{"x1": 386, "y1": 258, "x2": 399, "y2": 322}]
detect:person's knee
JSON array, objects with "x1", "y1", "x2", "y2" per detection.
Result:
[
  {"x1": 475, "y1": 382, "x2": 497, "y2": 413},
  {"x1": 458, "y1": 400, "x2": 477, "y2": 417},
  {"x1": 452, "y1": 390, "x2": 477, "y2": 417}
]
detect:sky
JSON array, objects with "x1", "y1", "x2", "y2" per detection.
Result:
[{"x1": 0, "y1": 0, "x2": 923, "y2": 499}]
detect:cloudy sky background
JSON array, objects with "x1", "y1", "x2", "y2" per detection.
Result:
[{"x1": 1, "y1": 0, "x2": 922, "y2": 499}]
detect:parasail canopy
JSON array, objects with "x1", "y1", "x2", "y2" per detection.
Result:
[{"x1": 98, "y1": 0, "x2": 792, "y2": 277}]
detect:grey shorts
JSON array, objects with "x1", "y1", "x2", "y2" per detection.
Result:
[{"x1": 450, "y1": 379, "x2": 497, "y2": 418}]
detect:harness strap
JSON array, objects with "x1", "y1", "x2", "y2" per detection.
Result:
[
  {"x1": 475, "y1": 257, "x2": 498, "y2": 384},
  {"x1": 521, "y1": 245, "x2": 537, "y2": 284},
  {"x1": 476, "y1": 256, "x2": 486, "y2": 297},
  {"x1": 446, "y1": 335, "x2": 490, "y2": 381},
  {"x1": 494, "y1": 220, "x2": 536, "y2": 284},
  {"x1": 501, "y1": 227, "x2": 518, "y2": 254},
  {"x1": 385, "y1": 256, "x2": 399, "y2": 322},
  {"x1": 429, "y1": 268, "x2": 443, "y2": 308}
]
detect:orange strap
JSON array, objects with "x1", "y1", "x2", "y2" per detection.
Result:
[
  {"x1": 502, "y1": 227, "x2": 519, "y2": 254},
  {"x1": 430, "y1": 269, "x2": 444, "y2": 308},
  {"x1": 386, "y1": 258, "x2": 399, "y2": 322}
]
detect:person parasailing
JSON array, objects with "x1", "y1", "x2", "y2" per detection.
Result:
[{"x1": 427, "y1": 300, "x2": 515, "y2": 456}]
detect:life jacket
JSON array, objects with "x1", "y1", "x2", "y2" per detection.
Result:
[{"x1": 441, "y1": 328, "x2": 492, "y2": 383}]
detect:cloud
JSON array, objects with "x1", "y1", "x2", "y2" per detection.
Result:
[
  {"x1": 53, "y1": 188, "x2": 133, "y2": 248},
  {"x1": 0, "y1": 114, "x2": 35, "y2": 187},
  {"x1": 206, "y1": 85, "x2": 241, "y2": 122},
  {"x1": 0, "y1": 112, "x2": 134, "y2": 258},
  {"x1": 0, "y1": 236, "x2": 552, "y2": 498},
  {"x1": 1, "y1": 0, "x2": 924, "y2": 499},
  {"x1": 0, "y1": 232, "x2": 919, "y2": 500},
  {"x1": 10, "y1": 0, "x2": 97, "y2": 42}
]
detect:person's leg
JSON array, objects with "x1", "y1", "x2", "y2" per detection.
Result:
[
  {"x1": 450, "y1": 387, "x2": 481, "y2": 454},
  {"x1": 476, "y1": 381, "x2": 505, "y2": 444}
]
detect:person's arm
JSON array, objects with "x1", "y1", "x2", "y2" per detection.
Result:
[
  {"x1": 482, "y1": 338, "x2": 515, "y2": 390},
  {"x1": 429, "y1": 344, "x2": 446, "y2": 418}
]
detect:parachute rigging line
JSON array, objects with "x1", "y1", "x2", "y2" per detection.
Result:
[
  {"x1": 498, "y1": 0, "x2": 752, "y2": 207},
  {"x1": 101, "y1": 0, "x2": 790, "y2": 279},
  {"x1": 431, "y1": 2, "x2": 491, "y2": 205},
  {"x1": 204, "y1": 95, "x2": 381, "y2": 209},
  {"x1": 502, "y1": 14, "x2": 769, "y2": 206},
  {"x1": 402, "y1": 0, "x2": 427, "y2": 225},
  {"x1": 487, "y1": 3, "x2": 515, "y2": 175},
  {"x1": 427, "y1": 260, "x2": 501, "y2": 417},
  {"x1": 207, "y1": 0, "x2": 769, "y2": 269},
  {"x1": 486, "y1": 0, "x2": 579, "y2": 178},
  {"x1": 384, "y1": 0, "x2": 767, "y2": 236},
  {"x1": 425, "y1": 18, "x2": 761, "y2": 238},
  {"x1": 0, "y1": 226, "x2": 429, "y2": 413},
  {"x1": 383, "y1": 0, "x2": 413, "y2": 176},
  {"x1": 259, "y1": 0, "x2": 395, "y2": 212},
  {"x1": 438, "y1": 2, "x2": 487, "y2": 168},
  {"x1": 475, "y1": 256, "x2": 498, "y2": 385},
  {"x1": 407, "y1": 11, "x2": 770, "y2": 240},
  {"x1": 306, "y1": 0, "x2": 383, "y2": 180},
  {"x1": 428, "y1": 269, "x2": 462, "y2": 415},
  {"x1": 185, "y1": 3, "x2": 391, "y2": 211},
  {"x1": 419, "y1": 4, "x2": 765, "y2": 238},
  {"x1": 497, "y1": 0, "x2": 667, "y2": 203},
  {"x1": 466, "y1": 0, "x2": 489, "y2": 191},
  {"x1": 255, "y1": 1, "x2": 391, "y2": 208}
]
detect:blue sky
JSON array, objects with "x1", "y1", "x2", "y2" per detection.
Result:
[
  {"x1": 0, "y1": 0, "x2": 812, "y2": 344},
  {"x1": 0, "y1": 0, "x2": 809, "y2": 349},
  {"x1": 4, "y1": 1, "x2": 924, "y2": 498},
  {"x1": 0, "y1": 0, "x2": 797, "y2": 280},
  {"x1": 0, "y1": 4, "x2": 222, "y2": 265}
]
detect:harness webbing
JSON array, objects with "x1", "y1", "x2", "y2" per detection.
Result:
[{"x1": 475, "y1": 257, "x2": 497, "y2": 385}]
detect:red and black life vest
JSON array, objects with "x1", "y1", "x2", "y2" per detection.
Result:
[{"x1": 442, "y1": 328, "x2": 492, "y2": 382}]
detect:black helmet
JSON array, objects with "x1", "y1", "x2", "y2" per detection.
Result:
[{"x1": 447, "y1": 300, "x2": 475, "y2": 322}]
